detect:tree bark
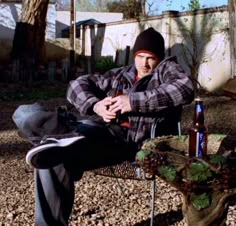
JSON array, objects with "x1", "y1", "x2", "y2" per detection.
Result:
[
  {"x1": 11, "y1": 0, "x2": 49, "y2": 81},
  {"x1": 140, "y1": 0, "x2": 146, "y2": 16}
]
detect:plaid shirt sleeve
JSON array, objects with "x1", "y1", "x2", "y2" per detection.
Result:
[
  {"x1": 66, "y1": 73, "x2": 112, "y2": 115},
  {"x1": 129, "y1": 58, "x2": 194, "y2": 113}
]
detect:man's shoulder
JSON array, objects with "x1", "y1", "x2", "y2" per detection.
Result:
[
  {"x1": 155, "y1": 56, "x2": 181, "y2": 72},
  {"x1": 109, "y1": 65, "x2": 133, "y2": 74},
  {"x1": 100, "y1": 65, "x2": 133, "y2": 78},
  {"x1": 160, "y1": 56, "x2": 178, "y2": 65}
]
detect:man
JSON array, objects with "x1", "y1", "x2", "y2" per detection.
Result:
[{"x1": 13, "y1": 27, "x2": 194, "y2": 225}]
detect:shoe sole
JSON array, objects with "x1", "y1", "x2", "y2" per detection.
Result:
[{"x1": 26, "y1": 136, "x2": 85, "y2": 169}]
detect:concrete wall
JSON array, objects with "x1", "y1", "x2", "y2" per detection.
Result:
[
  {"x1": 0, "y1": 2, "x2": 56, "y2": 62},
  {"x1": 0, "y1": 3, "x2": 122, "y2": 62},
  {"x1": 0, "y1": 3, "x2": 56, "y2": 39},
  {"x1": 82, "y1": 7, "x2": 230, "y2": 91},
  {"x1": 0, "y1": 3, "x2": 232, "y2": 91}
]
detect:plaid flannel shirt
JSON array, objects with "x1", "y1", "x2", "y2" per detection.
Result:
[{"x1": 67, "y1": 56, "x2": 194, "y2": 144}]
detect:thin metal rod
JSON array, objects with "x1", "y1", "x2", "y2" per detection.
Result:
[
  {"x1": 109, "y1": 166, "x2": 126, "y2": 195},
  {"x1": 150, "y1": 119, "x2": 157, "y2": 226},
  {"x1": 150, "y1": 179, "x2": 156, "y2": 226},
  {"x1": 178, "y1": 121, "x2": 182, "y2": 137}
]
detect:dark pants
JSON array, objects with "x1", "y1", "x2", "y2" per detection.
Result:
[
  {"x1": 35, "y1": 123, "x2": 138, "y2": 226},
  {"x1": 13, "y1": 103, "x2": 138, "y2": 226}
]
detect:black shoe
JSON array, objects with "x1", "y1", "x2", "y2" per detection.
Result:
[{"x1": 26, "y1": 135, "x2": 85, "y2": 169}]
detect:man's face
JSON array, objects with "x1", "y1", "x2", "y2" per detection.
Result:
[{"x1": 134, "y1": 52, "x2": 160, "y2": 78}]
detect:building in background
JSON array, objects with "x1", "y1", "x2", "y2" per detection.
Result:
[{"x1": 56, "y1": 11, "x2": 123, "y2": 38}]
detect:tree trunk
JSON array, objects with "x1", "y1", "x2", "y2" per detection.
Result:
[
  {"x1": 11, "y1": 0, "x2": 49, "y2": 82},
  {"x1": 140, "y1": 0, "x2": 146, "y2": 17}
]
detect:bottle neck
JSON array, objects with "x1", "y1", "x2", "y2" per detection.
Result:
[
  {"x1": 116, "y1": 84, "x2": 123, "y2": 96},
  {"x1": 109, "y1": 83, "x2": 123, "y2": 97},
  {"x1": 193, "y1": 101, "x2": 205, "y2": 125}
]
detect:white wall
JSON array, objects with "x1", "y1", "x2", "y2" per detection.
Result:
[
  {"x1": 0, "y1": 3, "x2": 56, "y2": 40},
  {"x1": 0, "y1": 2, "x2": 57, "y2": 62},
  {"x1": 0, "y1": 3, "x2": 232, "y2": 91},
  {"x1": 0, "y1": 3, "x2": 123, "y2": 63},
  {"x1": 0, "y1": 3, "x2": 21, "y2": 39},
  {"x1": 82, "y1": 7, "x2": 231, "y2": 92}
]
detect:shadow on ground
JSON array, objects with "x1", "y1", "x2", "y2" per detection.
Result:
[{"x1": 134, "y1": 209, "x2": 183, "y2": 226}]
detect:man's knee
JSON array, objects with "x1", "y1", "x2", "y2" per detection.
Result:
[{"x1": 13, "y1": 103, "x2": 71, "y2": 140}]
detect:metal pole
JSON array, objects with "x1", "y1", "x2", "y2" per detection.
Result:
[
  {"x1": 73, "y1": 0, "x2": 76, "y2": 64},
  {"x1": 70, "y1": 0, "x2": 76, "y2": 77},
  {"x1": 150, "y1": 120, "x2": 157, "y2": 226},
  {"x1": 150, "y1": 179, "x2": 156, "y2": 226},
  {"x1": 228, "y1": 0, "x2": 236, "y2": 78}
]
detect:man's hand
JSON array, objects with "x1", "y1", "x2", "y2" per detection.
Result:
[
  {"x1": 93, "y1": 97, "x2": 116, "y2": 122},
  {"x1": 109, "y1": 95, "x2": 132, "y2": 114}
]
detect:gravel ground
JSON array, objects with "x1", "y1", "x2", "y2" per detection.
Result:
[{"x1": 0, "y1": 95, "x2": 236, "y2": 226}]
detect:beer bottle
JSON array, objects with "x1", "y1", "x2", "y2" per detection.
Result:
[
  {"x1": 114, "y1": 82, "x2": 123, "y2": 123},
  {"x1": 108, "y1": 81, "x2": 123, "y2": 124},
  {"x1": 188, "y1": 97, "x2": 208, "y2": 158}
]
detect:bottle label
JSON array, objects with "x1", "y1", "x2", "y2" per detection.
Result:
[
  {"x1": 196, "y1": 103, "x2": 204, "y2": 113},
  {"x1": 195, "y1": 131, "x2": 206, "y2": 157}
]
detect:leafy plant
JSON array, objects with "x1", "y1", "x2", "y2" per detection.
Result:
[
  {"x1": 144, "y1": 140, "x2": 160, "y2": 149},
  {"x1": 136, "y1": 149, "x2": 152, "y2": 161},
  {"x1": 209, "y1": 154, "x2": 227, "y2": 165},
  {"x1": 187, "y1": 162, "x2": 213, "y2": 181},
  {"x1": 191, "y1": 193, "x2": 210, "y2": 210},
  {"x1": 95, "y1": 56, "x2": 118, "y2": 73},
  {"x1": 188, "y1": 0, "x2": 201, "y2": 11},
  {"x1": 106, "y1": 0, "x2": 143, "y2": 19},
  {"x1": 158, "y1": 166, "x2": 177, "y2": 182}
]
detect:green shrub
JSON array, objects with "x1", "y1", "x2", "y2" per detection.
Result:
[
  {"x1": 0, "y1": 82, "x2": 67, "y2": 102},
  {"x1": 95, "y1": 56, "x2": 118, "y2": 73}
]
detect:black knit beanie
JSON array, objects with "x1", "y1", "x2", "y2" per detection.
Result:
[{"x1": 133, "y1": 27, "x2": 165, "y2": 60}]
